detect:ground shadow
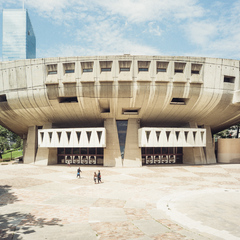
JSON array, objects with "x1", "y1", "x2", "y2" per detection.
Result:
[{"x1": 0, "y1": 185, "x2": 63, "y2": 240}]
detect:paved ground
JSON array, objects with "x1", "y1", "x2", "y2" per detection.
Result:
[{"x1": 0, "y1": 163, "x2": 240, "y2": 240}]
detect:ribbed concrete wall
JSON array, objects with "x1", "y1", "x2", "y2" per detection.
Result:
[{"x1": 0, "y1": 55, "x2": 239, "y2": 136}]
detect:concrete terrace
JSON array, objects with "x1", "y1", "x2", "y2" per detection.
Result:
[{"x1": 0, "y1": 163, "x2": 240, "y2": 240}]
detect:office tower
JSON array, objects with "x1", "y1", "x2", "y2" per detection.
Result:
[{"x1": 2, "y1": 9, "x2": 36, "y2": 61}]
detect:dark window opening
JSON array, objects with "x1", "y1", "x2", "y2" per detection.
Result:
[
  {"x1": 58, "y1": 97, "x2": 78, "y2": 103},
  {"x1": 157, "y1": 68, "x2": 167, "y2": 72},
  {"x1": 170, "y1": 98, "x2": 188, "y2": 105},
  {"x1": 139, "y1": 68, "x2": 148, "y2": 72},
  {"x1": 175, "y1": 69, "x2": 183, "y2": 73},
  {"x1": 65, "y1": 69, "x2": 74, "y2": 74},
  {"x1": 122, "y1": 109, "x2": 139, "y2": 115},
  {"x1": 117, "y1": 120, "x2": 128, "y2": 159},
  {"x1": 83, "y1": 68, "x2": 93, "y2": 72},
  {"x1": 101, "y1": 68, "x2": 111, "y2": 72},
  {"x1": 48, "y1": 71, "x2": 57, "y2": 75},
  {"x1": 191, "y1": 70, "x2": 200, "y2": 74},
  {"x1": 0, "y1": 94, "x2": 7, "y2": 102},
  {"x1": 224, "y1": 76, "x2": 235, "y2": 83},
  {"x1": 120, "y1": 68, "x2": 130, "y2": 71},
  {"x1": 101, "y1": 108, "x2": 110, "y2": 113}
]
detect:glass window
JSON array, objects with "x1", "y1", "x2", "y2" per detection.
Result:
[
  {"x1": 48, "y1": 71, "x2": 57, "y2": 75},
  {"x1": 101, "y1": 68, "x2": 111, "y2": 72},
  {"x1": 146, "y1": 148, "x2": 153, "y2": 154},
  {"x1": 81, "y1": 148, "x2": 87, "y2": 154},
  {"x1": 177, "y1": 147, "x2": 183, "y2": 154},
  {"x1": 65, "y1": 69, "x2": 74, "y2": 74},
  {"x1": 116, "y1": 120, "x2": 128, "y2": 159},
  {"x1": 83, "y1": 68, "x2": 93, "y2": 72},
  {"x1": 65, "y1": 148, "x2": 72, "y2": 154},
  {"x1": 120, "y1": 68, "x2": 130, "y2": 71},
  {"x1": 97, "y1": 148, "x2": 103, "y2": 155},
  {"x1": 139, "y1": 68, "x2": 148, "y2": 71},
  {"x1": 154, "y1": 148, "x2": 161, "y2": 154},
  {"x1": 73, "y1": 148, "x2": 79, "y2": 154},
  {"x1": 157, "y1": 68, "x2": 166, "y2": 72},
  {"x1": 89, "y1": 148, "x2": 96, "y2": 154},
  {"x1": 162, "y1": 147, "x2": 168, "y2": 154},
  {"x1": 58, "y1": 148, "x2": 64, "y2": 154},
  {"x1": 141, "y1": 148, "x2": 146, "y2": 155}
]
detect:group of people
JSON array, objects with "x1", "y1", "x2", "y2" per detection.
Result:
[{"x1": 76, "y1": 167, "x2": 102, "y2": 184}]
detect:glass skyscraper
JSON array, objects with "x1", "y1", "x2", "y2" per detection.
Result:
[{"x1": 2, "y1": 9, "x2": 36, "y2": 61}]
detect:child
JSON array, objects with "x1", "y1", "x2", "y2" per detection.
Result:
[{"x1": 94, "y1": 172, "x2": 97, "y2": 184}]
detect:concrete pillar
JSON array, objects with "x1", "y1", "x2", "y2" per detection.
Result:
[
  {"x1": 35, "y1": 123, "x2": 57, "y2": 165},
  {"x1": 24, "y1": 126, "x2": 38, "y2": 164},
  {"x1": 204, "y1": 125, "x2": 216, "y2": 164},
  {"x1": 104, "y1": 118, "x2": 122, "y2": 167},
  {"x1": 183, "y1": 122, "x2": 206, "y2": 164},
  {"x1": 123, "y1": 119, "x2": 141, "y2": 167}
]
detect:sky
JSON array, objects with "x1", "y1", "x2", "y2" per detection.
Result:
[{"x1": 1, "y1": 0, "x2": 240, "y2": 60}]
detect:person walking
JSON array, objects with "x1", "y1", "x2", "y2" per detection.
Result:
[
  {"x1": 77, "y1": 167, "x2": 81, "y2": 178},
  {"x1": 94, "y1": 172, "x2": 97, "y2": 184},
  {"x1": 97, "y1": 170, "x2": 101, "y2": 183}
]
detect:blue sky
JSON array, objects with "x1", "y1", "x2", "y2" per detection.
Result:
[{"x1": 1, "y1": 0, "x2": 240, "y2": 60}]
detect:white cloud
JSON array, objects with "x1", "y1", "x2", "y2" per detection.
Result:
[{"x1": 184, "y1": 21, "x2": 218, "y2": 46}]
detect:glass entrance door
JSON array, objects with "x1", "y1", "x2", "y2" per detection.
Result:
[
  {"x1": 57, "y1": 148, "x2": 104, "y2": 165},
  {"x1": 141, "y1": 147, "x2": 183, "y2": 165}
]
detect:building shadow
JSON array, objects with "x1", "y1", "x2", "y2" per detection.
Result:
[{"x1": 0, "y1": 185, "x2": 63, "y2": 240}]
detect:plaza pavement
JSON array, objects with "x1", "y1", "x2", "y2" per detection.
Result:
[{"x1": 0, "y1": 163, "x2": 240, "y2": 240}]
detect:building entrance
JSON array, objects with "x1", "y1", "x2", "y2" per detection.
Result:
[
  {"x1": 141, "y1": 147, "x2": 183, "y2": 165},
  {"x1": 57, "y1": 148, "x2": 104, "y2": 165}
]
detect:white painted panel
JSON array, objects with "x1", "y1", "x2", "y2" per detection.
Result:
[
  {"x1": 138, "y1": 127, "x2": 206, "y2": 147},
  {"x1": 38, "y1": 127, "x2": 106, "y2": 148}
]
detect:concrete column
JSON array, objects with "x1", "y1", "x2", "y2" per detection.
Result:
[
  {"x1": 24, "y1": 126, "x2": 38, "y2": 164},
  {"x1": 104, "y1": 118, "x2": 122, "y2": 167},
  {"x1": 204, "y1": 125, "x2": 216, "y2": 164},
  {"x1": 123, "y1": 119, "x2": 141, "y2": 167},
  {"x1": 183, "y1": 122, "x2": 206, "y2": 164},
  {"x1": 35, "y1": 123, "x2": 57, "y2": 165}
]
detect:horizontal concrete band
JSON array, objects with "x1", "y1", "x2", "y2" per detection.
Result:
[
  {"x1": 38, "y1": 128, "x2": 106, "y2": 148},
  {"x1": 38, "y1": 127, "x2": 206, "y2": 148},
  {"x1": 139, "y1": 128, "x2": 206, "y2": 147}
]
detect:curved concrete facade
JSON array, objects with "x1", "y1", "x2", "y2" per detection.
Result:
[{"x1": 0, "y1": 55, "x2": 239, "y2": 165}]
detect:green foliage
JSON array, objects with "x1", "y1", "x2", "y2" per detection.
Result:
[
  {"x1": 215, "y1": 123, "x2": 240, "y2": 139},
  {"x1": 0, "y1": 125, "x2": 23, "y2": 152}
]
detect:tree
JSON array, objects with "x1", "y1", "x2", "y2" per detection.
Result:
[
  {"x1": 0, "y1": 126, "x2": 22, "y2": 151},
  {"x1": 214, "y1": 123, "x2": 240, "y2": 139}
]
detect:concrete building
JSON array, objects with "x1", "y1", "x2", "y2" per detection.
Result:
[
  {"x1": 2, "y1": 9, "x2": 36, "y2": 61},
  {"x1": 0, "y1": 55, "x2": 240, "y2": 166}
]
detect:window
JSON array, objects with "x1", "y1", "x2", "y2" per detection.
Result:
[
  {"x1": 83, "y1": 68, "x2": 93, "y2": 72},
  {"x1": 224, "y1": 76, "x2": 235, "y2": 83},
  {"x1": 101, "y1": 68, "x2": 111, "y2": 72},
  {"x1": 65, "y1": 69, "x2": 74, "y2": 74},
  {"x1": 48, "y1": 71, "x2": 57, "y2": 75},
  {"x1": 139, "y1": 68, "x2": 148, "y2": 71},
  {"x1": 58, "y1": 97, "x2": 78, "y2": 103},
  {"x1": 122, "y1": 109, "x2": 139, "y2": 115},
  {"x1": 174, "y1": 62, "x2": 186, "y2": 74},
  {"x1": 120, "y1": 68, "x2": 130, "y2": 71},
  {"x1": 175, "y1": 69, "x2": 183, "y2": 73},
  {"x1": 157, "y1": 68, "x2": 166, "y2": 72},
  {"x1": 170, "y1": 98, "x2": 188, "y2": 105},
  {"x1": 0, "y1": 94, "x2": 7, "y2": 102},
  {"x1": 191, "y1": 64, "x2": 202, "y2": 75}
]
